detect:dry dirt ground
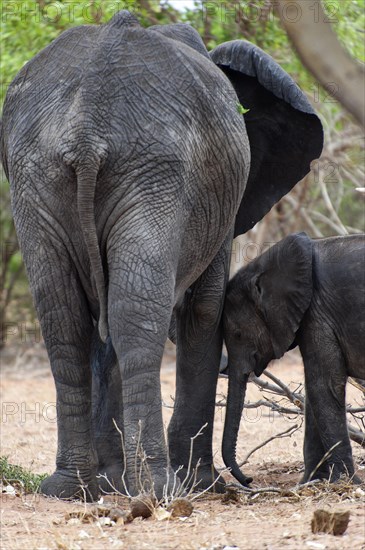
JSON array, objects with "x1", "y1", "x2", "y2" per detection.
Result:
[{"x1": 0, "y1": 343, "x2": 364, "y2": 550}]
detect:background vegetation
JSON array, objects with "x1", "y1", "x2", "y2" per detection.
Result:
[{"x1": 1, "y1": 0, "x2": 364, "y2": 346}]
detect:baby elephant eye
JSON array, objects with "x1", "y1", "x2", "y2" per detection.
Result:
[{"x1": 234, "y1": 329, "x2": 242, "y2": 340}]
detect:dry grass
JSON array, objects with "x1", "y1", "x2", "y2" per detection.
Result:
[{"x1": 1, "y1": 346, "x2": 364, "y2": 549}]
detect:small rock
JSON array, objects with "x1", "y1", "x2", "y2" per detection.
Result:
[
  {"x1": 109, "y1": 508, "x2": 133, "y2": 524},
  {"x1": 65, "y1": 509, "x2": 95, "y2": 523},
  {"x1": 311, "y1": 509, "x2": 350, "y2": 536},
  {"x1": 300, "y1": 486, "x2": 317, "y2": 497},
  {"x1": 67, "y1": 518, "x2": 81, "y2": 526},
  {"x1": 354, "y1": 487, "x2": 365, "y2": 498},
  {"x1": 305, "y1": 542, "x2": 326, "y2": 549},
  {"x1": 222, "y1": 487, "x2": 241, "y2": 504},
  {"x1": 154, "y1": 506, "x2": 172, "y2": 521},
  {"x1": 98, "y1": 516, "x2": 114, "y2": 527},
  {"x1": 94, "y1": 504, "x2": 112, "y2": 517},
  {"x1": 130, "y1": 495, "x2": 156, "y2": 519},
  {"x1": 167, "y1": 497, "x2": 194, "y2": 518},
  {"x1": 3, "y1": 485, "x2": 17, "y2": 496},
  {"x1": 78, "y1": 530, "x2": 90, "y2": 539}
]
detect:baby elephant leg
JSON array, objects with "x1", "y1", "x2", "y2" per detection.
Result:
[
  {"x1": 302, "y1": 395, "x2": 330, "y2": 482},
  {"x1": 300, "y1": 325, "x2": 359, "y2": 483}
]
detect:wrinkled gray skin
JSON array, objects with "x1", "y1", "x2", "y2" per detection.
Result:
[
  {"x1": 223, "y1": 233, "x2": 365, "y2": 486},
  {"x1": 0, "y1": 11, "x2": 323, "y2": 500}
]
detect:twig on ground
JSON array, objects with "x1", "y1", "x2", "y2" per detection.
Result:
[
  {"x1": 112, "y1": 418, "x2": 130, "y2": 497},
  {"x1": 76, "y1": 470, "x2": 92, "y2": 504},
  {"x1": 225, "y1": 482, "x2": 297, "y2": 498},
  {"x1": 308, "y1": 441, "x2": 342, "y2": 482},
  {"x1": 190, "y1": 468, "x2": 228, "y2": 501},
  {"x1": 238, "y1": 424, "x2": 301, "y2": 468},
  {"x1": 178, "y1": 422, "x2": 208, "y2": 497}
]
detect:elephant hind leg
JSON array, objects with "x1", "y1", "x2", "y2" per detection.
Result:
[
  {"x1": 26, "y1": 244, "x2": 98, "y2": 500},
  {"x1": 91, "y1": 332, "x2": 125, "y2": 493},
  {"x1": 106, "y1": 243, "x2": 177, "y2": 499}
]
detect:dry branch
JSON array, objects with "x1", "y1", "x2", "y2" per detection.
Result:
[
  {"x1": 238, "y1": 424, "x2": 301, "y2": 467},
  {"x1": 349, "y1": 378, "x2": 365, "y2": 394},
  {"x1": 348, "y1": 426, "x2": 365, "y2": 447},
  {"x1": 225, "y1": 483, "x2": 288, "y2": 496},
  {"x1": 217, "y1": 368, "x2": 364, "y2": 450},
  {"x1": 275, "y1": 0, "x2": 365, "y2": 127},
  {"x1": 260, "y1": 371, "x2": 304, "y2": 409},
  {"x1": 255, "y1": 372, "x2": 364, "y2": 448},
  {"x1": 308, "y1": 441, "x2": 342, "y2": 482}
]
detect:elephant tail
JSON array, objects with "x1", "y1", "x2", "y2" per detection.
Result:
[{"x1": 76, "y1": 161, "x2": 108, "y2": 343}]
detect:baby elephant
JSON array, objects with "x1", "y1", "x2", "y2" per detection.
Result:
[{"x1": 222, "y1": 232, "x2": 364, "y2": 486}]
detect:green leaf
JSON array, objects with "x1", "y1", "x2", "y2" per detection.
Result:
[
  {"x1": 8, "y1": 251, "x2": 22, "y2": 273},
  {"x1": 0, "y1": 456, "x2": 48, "y2": 494},
  {"x1": 236, "y1": 103, "x2": 250, "y2": 115}
]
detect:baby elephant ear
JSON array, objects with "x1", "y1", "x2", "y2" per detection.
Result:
[
  {"x1": 210, "y1": 40, "x2": 323, "y2": 237},
  {"x1": 252, "y1": 233, "x2": 313, "y2": 358}
]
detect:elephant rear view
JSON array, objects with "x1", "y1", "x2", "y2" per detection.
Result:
[
  {"x1": 223, "y1": 233, "x2": 365, "y2": 486},
  {"x1": 0, "y1": 11, "x2": 323, "y2": 499}
]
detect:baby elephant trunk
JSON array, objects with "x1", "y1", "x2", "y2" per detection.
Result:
[{"x1": 222, "y1": 369, "x2": 253, "y2": 487}]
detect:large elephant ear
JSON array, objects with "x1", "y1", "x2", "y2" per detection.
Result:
[
  {"x1": 210, "y1": 41, "x2": 324, "y2": 236},
  {"x1": 250, "y1": 233, "x2": 313, "y2": 358}
]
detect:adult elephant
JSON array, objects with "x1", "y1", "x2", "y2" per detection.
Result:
[{"x1": 0, "y1": 11, "x2": 323, "y2": 499}]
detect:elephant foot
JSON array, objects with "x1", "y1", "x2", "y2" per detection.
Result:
[
  {"x1": 351, "y1": 473, "x2": 362, "y2": 485},
  {"x1": 123, "y1": 467, "x2": 183, "y2": 501},
  {"x1": 175, "y1": 464, "x2": 226, "y2": 494},
  {"x1": 40, "y1": 471, "x2": 98, "y2": 501},
  {"x1": 301, "y1": 466, "x2": 360, "y2": 485},
  {"x1": 327, "y1": 470, "x2": 361, "y2": 485},
  {"x1": 97, "y1": 464, "x2": 126, "y2": 495},
  {"x1": 300, "y1": 468, "x2": 330, "y2": 484},
  {"x1": 97, "y1": 466, "x2": 185, "y2": 500}
]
